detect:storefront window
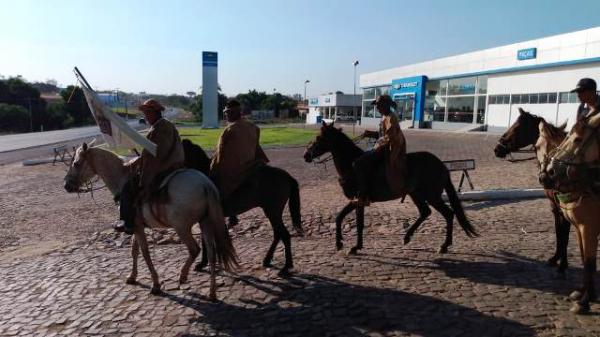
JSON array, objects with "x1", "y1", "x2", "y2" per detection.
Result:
[
  {"x1": 448, "y1": 77, "x2": 476, "y2": 95},
  {"x1": 476, "y1": 96, "x2": 486, "y2": 124},
  {"x1": 363, "y1": 88, "x2": 376, "y2": 100},
  {"x1": 439, "y1": 80, "x2": 448, "y2": 96},
  {"x1": 447, "y1": 96, "x2": 475, "y2": 123},
  {"x1": 477, "y1": 76, "x2": 488, "y2": 94},
  {"x1": 375, "y1": 86, "x2": 390, "y2": 97},
  {"x1": 425, "y1": 95, "x2": 446, "y2": 122},
  {"x1": 426, "y1": 80, "x2": 440, "y2": 96},
  {"x1": 362, "y1": 100, "x2": 380, "y2": 118}
]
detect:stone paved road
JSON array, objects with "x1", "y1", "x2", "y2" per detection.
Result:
[{"x1": 1, "y1": 130, "x2": 599, "y2": 336}]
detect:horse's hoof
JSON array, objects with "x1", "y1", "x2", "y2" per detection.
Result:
[
  {"x1": 179, "y1": 278, "x2": 188, "y2": 285},
  {"x1": 403, "y1": 236, "x2": 411, "y2": 245},
  {"x1": 195, "y1": 261, "x2": 207, "y2": 272},
  {"x1": 569, "y1": 290, "x2": 583, "y2": 301},
  {"x1": 278, "y1": 268, "x2": 292, "y2": 278},
  {"x1": 336, "y1": 242, "x2": 343, "y2": 251},
  {"x1": 150, "y1": 286, "x2": 162, "y2": 295},
  {"x1": 438, "y1": 246, "x2": 449, "y2": 254},
  {"x1": 209, "y1": 294, "x2": 217, "y2": 303},
  {"x1": 349, "y1": 247, "x2": 360, "y2": 255},
  {"x1": 570, "y1": 301, "x2": 590, "y2": 314},
  {"x1": 125, "y1": 277, "x2": 137, "y2": 285},
  {"x1": 546, "y1": 257, "x2": 559, "y2": 267}
]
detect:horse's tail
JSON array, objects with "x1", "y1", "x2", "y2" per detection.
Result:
[
  {"x1": 201, "y1": 185, "x2": 239, "y2": 271},
  {"x1": 444, "y1": 178, "x2": 478, "y2": 238},
  {"x1": 288, "y1": 175, "x2": 303, "y2": 235}
]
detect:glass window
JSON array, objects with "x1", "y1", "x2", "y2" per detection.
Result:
[
  {"x1": 363, "y1": 88, "x2": 376, "y2": 100},
  {"x1": 425, "y1": 94, "x2": 446, "y2": 122},
  {"x1": 375, "y1": 86, "x2": 390, "y2": 96},
  {"x1": 502, "y1": 95, "x2": 511, "y2": 104},
  {"x1": 362, "y1": 100, "x2": 379, "y2": 118},
  {"x1": 477, "y1": 76, "x2": 488, "y2": 94},
  {"x1": 529, "y1": 93, "x2": 539, "y2": 104},
  {"x1": 489, "y1": 95, "x2": 497, "y2": 104},
  {"x1": 520, "y1": 94, "x2": 530, "y2": 104},
  {"x1": 512, "y1": 94, "x2": 521, "y2": 104},
  {"x1": 448, "y1": 77, "x2": 476, "y2": 95},
  {"x1": 476, "y1": 96, "x2": 486, "y2": 124},
  {"x1": 548, "y1": 92, "x2": 557, "y2": 103},
  {"x1": 559, "y1": 92, "x2": 569, "y2": 103},
  {"x1": 569, "y1": 92, "x2": 579, "y2": 103},
  {"x1": 425, "y1": 80, "x2": 440, "y2": 97},
  {"x1": 539, "y1": 93, "x2": 548, "y2": 104},
  {"x1": 447, "y1": 96, "x2": 475, "y2": 123},
  {"x1": 438, "y1": 80, "x2": 448, "y2": 96}
]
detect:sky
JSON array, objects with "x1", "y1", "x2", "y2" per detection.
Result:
[{"x1": 1, "y1": 0, "x2": 600, "y2": 97}]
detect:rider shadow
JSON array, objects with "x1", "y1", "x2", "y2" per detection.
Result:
[
  {"x1": 164, "y1": 272, "x2": 535, "y2": 337},
  {"x1": 463, "y1": 199, "x2": 535, "y2": 211},
  {"x1": 434, "y1": 250, "x2": 580, "y2": 297}
]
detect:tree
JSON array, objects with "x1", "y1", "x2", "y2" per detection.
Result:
[
  {"x1": 0, "y1": 77, "x2": 46, "y2": 131},
  {"x1": 45, "y1": 101, "x2": 73, "y2": 130},
  {"x1": 0, "y1": 103, "x2": 29, "y2": 132},
  {"x1": 60, "y1": 86, "x2": 94, "y2": 127}
]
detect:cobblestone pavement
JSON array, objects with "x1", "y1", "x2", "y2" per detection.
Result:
[{"x1": 1, "y1": 130, "x2": 600, "y2": 336}]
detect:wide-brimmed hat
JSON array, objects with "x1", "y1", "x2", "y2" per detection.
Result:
[
  {"x1": 138, "y1": 99, "x2": 165, "y2": 113},
  {"x1": 570, "y1": 78, "x2": 597, "y2": 93}
]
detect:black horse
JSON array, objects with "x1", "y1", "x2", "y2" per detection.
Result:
[
  {"x1": 303, "y1": 122, "x2": 477, "y2": 254},
  {"x1": 182, "y1": 139, "x2": 302, "y2": 276},
  {"x1": 494, "y1": 108, "x2": 571, "y2": 275}
]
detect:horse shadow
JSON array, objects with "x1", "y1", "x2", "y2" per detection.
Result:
[
  {"x1": 433, "y1": 250, "x2": 581, "y2": 296},
  {"x1": 162, "y1": 272, "x2": 535, "y2": 337}
]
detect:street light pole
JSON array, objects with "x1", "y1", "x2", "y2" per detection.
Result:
[{"x1": 353, "y1": 60, "x2": 359, "y2": 135}]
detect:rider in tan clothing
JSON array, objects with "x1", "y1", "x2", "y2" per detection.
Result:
[
  {"x1": 210, "y1": 99, "x2": 269, "y2": 200},
  {"x1": 353, "y1": 94, "x2": 408, "y2": 206},
  {"x1": 115, "y1": 99, "x2": 185, "y2": 234}
]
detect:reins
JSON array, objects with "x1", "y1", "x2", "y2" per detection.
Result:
[{"x1": 310, "y1": 135, "x2": 365, "y2": 171}]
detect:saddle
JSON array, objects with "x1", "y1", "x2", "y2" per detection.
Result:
[{"x1": 146, "y1": 169, "x2": 187, "y2": 206}]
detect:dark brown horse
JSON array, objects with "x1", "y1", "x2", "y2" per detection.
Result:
[
  {"x1": 494, "y1": 108, "x2": 570, "y2": 275},
  {"x1": 303, "y1": 122, "x2": 477, "y2": 255},
  {"x1": 183, "y1": 139, "x2": 302, "y2": 276}
]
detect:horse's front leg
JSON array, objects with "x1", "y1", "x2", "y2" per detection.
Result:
[
  {"x1": 126, "y1": 235, "x2": 139, "y2": 285},
  {"x1": 336, "y1": 202, "x2": 356, "y2": 251},
  {"x1": 349, "y1": 206, "x2": 364, "y2": 255},
  {"x1": 570, "y1": 225, "x2": 598, "y2": 314},
  {"x1": 134, "y1": 228, "x2": 161, "y2": 295},
  {"x1": 195, "y1": 234, "x2": 208, "y2": 272}
]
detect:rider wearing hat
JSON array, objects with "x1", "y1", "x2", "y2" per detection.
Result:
[
  {"x1": 573, "y1": 78, "x2": 600, "y2": 121},
  {"x1": 353, "y1": 94, "x2": 408, "y2": 206},
  {"x1": 114, "y1": 99, "x2": 185, "y2": 234},
  {"x1": 210, "y1": 99, "x2": 269, "y2": 200}
]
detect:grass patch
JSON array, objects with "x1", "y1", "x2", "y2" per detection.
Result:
[{"x1": 179, "y1": 126, "x2": 319, "y2": 149}]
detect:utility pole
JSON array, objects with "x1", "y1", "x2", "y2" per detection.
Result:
[
  {"x1": 304, "y1": 80, "x2": 310, "y2": 102},
  {"x1": 353, "y1": 60, "x2": 359, "y2": 135},
  {"x1": 28, "y1": 97, "x2": 33, "y2": 132}
]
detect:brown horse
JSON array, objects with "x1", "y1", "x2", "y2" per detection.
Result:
[
  {"x1": 543, "y1": 112, "x2": 600, "y2": 314},
  {"x1": 494, "y1": 108, "x2": 571, "y2": 275},
  {"x1": 304, "y1": 122, "x2": 477, "y2": 255},
  {"x1": 182, "y1": 139, "x2": 303, "y2": 276}
]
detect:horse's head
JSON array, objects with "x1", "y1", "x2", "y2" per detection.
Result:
[
  {"x1": 303, "y1": 121, "x2": 340, "y2": 162},
  {"x1": 64, "y1": 142, "x2": 96, "y2": 193},
  {"x1": 494, "y1": 108, "x2": 542, "y2": 158},
  {"x1": 545, "y1": 113, "x2": 600, "y2": 192},
  {"x1": 536, "y1": 119, "x2": 567, "y2": 188}
]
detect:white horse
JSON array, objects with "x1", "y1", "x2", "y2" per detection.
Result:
[{"x1": 64, "y1": 142, "x2": 238, "y2": 301}]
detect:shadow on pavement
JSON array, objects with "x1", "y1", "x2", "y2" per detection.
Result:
[{"x1": 163, "y1": 272, "x2": 535, "y2": 337}]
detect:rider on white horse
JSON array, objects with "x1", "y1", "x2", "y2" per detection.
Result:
[{"x1": 115, "y1": 99, "x2": 185, "y2": 234}]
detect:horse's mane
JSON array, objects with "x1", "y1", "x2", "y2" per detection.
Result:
[
  {"x1": 324, "y1": 126, "x2": 363, "y2": 156},
  {"x1": 543, "y1": 122, "x2": 567, "y2": 140},
  {"x1": 182, "y1": 139, "x2": 211, "y2": 174}
]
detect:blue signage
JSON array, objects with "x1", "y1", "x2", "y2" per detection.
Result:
[
  {"x1": 309, "y1": 98, "x2": 318, "y2": 106},
  {"x1": 390, "y1": 75, "x2": 427, "y2": 128},
  {"x1": 517, "y1": 48, "x2": 537, "y2": 60},
  {"x1": 202, "y1": 51, "x2": 218, "y2": 67}
]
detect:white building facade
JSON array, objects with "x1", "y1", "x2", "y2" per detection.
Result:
[
  {"x1": 306, "y1": 93, "x2": 362, "y2": 124},
  {"x1": 360, "y1": 27, "x2": 600, "y2": 131}
]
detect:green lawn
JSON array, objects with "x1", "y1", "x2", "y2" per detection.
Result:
[{"x1": 179, "y1": 126, "x2": 319, "y2": 149}]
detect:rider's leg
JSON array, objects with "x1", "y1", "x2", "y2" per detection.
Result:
[
  {"x1": 115, "y1": 178, "x2": 136, "y2": 235},
  {"x1": 353, "y1": 150, "x2": 377, "y2": 205}
]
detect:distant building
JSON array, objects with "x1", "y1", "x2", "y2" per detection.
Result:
[{"x1": 306, "y1": 93, "x2": 361, "y2": 124}]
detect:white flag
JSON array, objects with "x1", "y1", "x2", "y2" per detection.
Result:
[{"x1": 75, "y1": 69, "x2": 157, "y2": 156}]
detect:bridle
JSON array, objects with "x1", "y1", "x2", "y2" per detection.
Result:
[
  {"x1": 306, "y1": 134, "x2": 365, "y2": 170},
  {"x1": 65, "y1": 150, "x2": 106, "y2": 197}
]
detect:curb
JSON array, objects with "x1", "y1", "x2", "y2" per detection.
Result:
[{"x1": 444, "y1": 188, "x2": 546, "y2": 201}]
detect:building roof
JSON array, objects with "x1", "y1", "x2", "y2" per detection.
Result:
[{"x1": 361, "y1": 26, "x2": 600, "y2": 88}]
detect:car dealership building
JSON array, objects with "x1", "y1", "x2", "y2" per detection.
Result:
[{"x1": 359, "y1": 27, "x2": 600, "y2": 131}]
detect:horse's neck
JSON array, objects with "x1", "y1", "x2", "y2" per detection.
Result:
[
  {"x1": 89, "y1": 148, "x2": 129, "y2": 195},
  {"x1": 330, "y1": 136, "x2": 362, "y2": 177}
]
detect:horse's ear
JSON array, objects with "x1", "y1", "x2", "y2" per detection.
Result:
[
  {"x1": 321, "y1": 120, "x2": 327, "y2": 127},
  {"x1": 82, "y1": 142, "x2": 88, "y2": 151},
  {"x1": 518, "y1": 107, "x2": 526, "y2": 115},
  {"x1": 558, "y1": 120, "x2": 567, "y2": 131},
  {"x1": 538, "y1": 121, "x2": 546, "y2": 133}
]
